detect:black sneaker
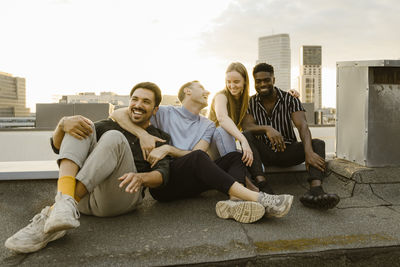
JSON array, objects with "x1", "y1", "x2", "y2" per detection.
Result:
[{"x1": 300, "y1": 186, "x2": 340, "y2": 209}]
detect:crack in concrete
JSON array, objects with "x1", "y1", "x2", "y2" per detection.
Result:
[
  {"x1": 369, "y1": 184, "x2": 393, "y2": 205},
  {"x1": 336, "y1": 204, "x2": 393, "y2": 210},
  {"x1": 238, "y1": 223, "x2": 259, "y2": 261}
]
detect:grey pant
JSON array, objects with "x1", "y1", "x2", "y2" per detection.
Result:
[{"x1": 58, "y1": 129, "x2": 142, "y2": 217}]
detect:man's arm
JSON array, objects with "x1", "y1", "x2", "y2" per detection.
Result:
[
  {"x1": 242, "y1": 114, "x2": 286, "y2": 152},
  {"x1": 52, "y1": 115, "x2": 93, "y2": 150},
  {"x1": 147, "y1": 139, "x2": 210, "y2": 168},
  {"x1": 110, "y1": 107, "x2": 165, "y2": 159},
  {"x1": 120, "y1": 138, "x2": 209, "y2": 190},
  {"x1": 291, "y1": 111, "x2": 325, "y2": 171},
  {"x1": 118, "y1": 170, "x2": 163, "y2": 193}
]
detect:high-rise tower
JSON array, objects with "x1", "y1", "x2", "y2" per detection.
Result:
[
  {"x1": 0, "y1": 72, "x2": 30, "y2": 117},
  {"x1": 257, "y1": 34, "x2": 291, "y2": 91},
  {"x1": 299, "y1": 45, "x2": 322, "y2": 109}
]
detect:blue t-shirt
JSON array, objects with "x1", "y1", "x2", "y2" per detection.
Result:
[{"x1": 150, "y1": 106, "x2": 216, "y2": 151}]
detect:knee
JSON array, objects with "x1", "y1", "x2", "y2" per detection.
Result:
[
  {"x1": 191, "y1": 149, "x2": 210, "y2": 160},
  {"x1": 312, "y1": 139, "x2": 325, "y2": 156},
  {"x1": 189, "y1": 150, "x2": 211, "y2": 164},
  {"x1": 99, "y1": 130, "x2": 128, "y2": 147},
  {"x1": 88, "y1": 121, "x2": 95, "y2": 131},
  {"x1": 224, "y1": 151, "x2": 242, "y2": 161},
  {"x1": 312, "y1": 139, "x2": 325, "y2": 148}
]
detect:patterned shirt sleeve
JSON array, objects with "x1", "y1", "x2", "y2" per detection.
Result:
[
  {"x1": 289, "y1": 95, "x2": 305, "y2": 114},
  {"x1": 246, "y1": 96, "x2": 255, "y2": 114}
]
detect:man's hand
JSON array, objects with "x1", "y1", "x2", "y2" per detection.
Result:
[
  {"x1": 147, "y1": 145, "x2": 170, "y2": 168},
  {"x1": 305, "y1": 151, "x2": 325, "y2": 172},
  {"x1": 240, "y1": 140, "x2": 253, "y2": 167},
  {"x1": 118, "y1": 172, "x2": 144, "y2": 193},
  {"x1": 265, "y1": 127, "x2": 286, "y2": 152},
  {"x1": 61, "y1": 115, "x2": 93, "y2": 140},
  {"x1": 139, "y1": 132, "x2": 166, "y2": 160}
]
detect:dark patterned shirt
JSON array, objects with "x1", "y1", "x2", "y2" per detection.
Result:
[{"x1": 247, "y1": 87, "x2": 305, "y2": 147}]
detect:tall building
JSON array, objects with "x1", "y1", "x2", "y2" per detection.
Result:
[
  {"x1": 0, "y1": 72, "x2": 30, "y2": 117},
  {"x1": 299, "y1": 45, "x2": 322, "y2": 109},
  {"x1": 257, "y1": 34, "x2": 291, "y2": 91}
]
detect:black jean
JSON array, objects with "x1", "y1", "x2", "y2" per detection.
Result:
[
  {"x1": 243, "y1": 131, "x2": 325, "y2": 183},
  {"x1": 149, "y1": 150, "x2": 247, "y2": 202}
]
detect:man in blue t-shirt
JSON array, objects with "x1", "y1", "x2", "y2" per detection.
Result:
[{"x1": 112, "y1": 80, "x2": 294, "y2": 224}]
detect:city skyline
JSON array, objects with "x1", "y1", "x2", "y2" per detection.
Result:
[{"x1": 1, "y1": 0, "x2": 399, "y2": 111}]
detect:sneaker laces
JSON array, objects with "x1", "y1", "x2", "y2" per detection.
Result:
[
  {"x1": 24, "y1": 207, "x2": 50, "y2": 234},
  {"x1": 66, "y1": 196, "x2": 80, "y2": 219},
  {"x1": 261, "y1": 193, "x2": 280, "y2": 206}
]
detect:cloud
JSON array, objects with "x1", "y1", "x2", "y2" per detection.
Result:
[{"x1": 199, "y1": 0, "x2": 400, "y2": 67}]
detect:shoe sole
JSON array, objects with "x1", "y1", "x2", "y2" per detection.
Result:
[
  {"x1": 5, "y1": 230, "x2": 66, "y2": 254},
  {"x1": 44, "y1": 218, "x2": 80, "y2": 233},
  {"x1": 266, "y1": 195, "x2": 294, "y2": 218},
  {"x1": 216, "y1": 201, "x2": 265, "y2": 223},
  {"x1": 300, "y1": 195, "x2": 340, "y2": 210}
]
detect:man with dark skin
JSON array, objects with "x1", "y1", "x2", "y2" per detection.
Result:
[{"x1": 242, "y1": 63, "x2": 339, "y2": 209}]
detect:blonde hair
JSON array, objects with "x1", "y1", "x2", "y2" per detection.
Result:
[{"x1": 209, "y1": 62, "x2": 249, "y2": 129}]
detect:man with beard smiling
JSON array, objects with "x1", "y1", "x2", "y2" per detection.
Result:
[
  {"x1": 242, "y1": 63, "x2": 340, "y2": 210},
  {"x1": 5, "y1": 82, "x2": 171, "y2": 253},
  {"x1": 111, "y1": 80, "x2": 293, "y2": 224}
]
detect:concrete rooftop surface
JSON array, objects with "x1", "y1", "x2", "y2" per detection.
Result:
[{"x1": 1, "y1": 159, "x2": 400, "y2": 266}]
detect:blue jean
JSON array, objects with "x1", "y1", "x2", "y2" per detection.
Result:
[{"x1": 211, "y1": 126, "x2": 237, "y2": 157}]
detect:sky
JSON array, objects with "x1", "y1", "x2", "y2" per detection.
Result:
[{"x1": 1, "y1": 0, "x2": 399, "y2": 112}]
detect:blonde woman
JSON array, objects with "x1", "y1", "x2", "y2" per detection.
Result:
[{"x1": 209, "y1": 62, "x2": 253, "y2": 166}]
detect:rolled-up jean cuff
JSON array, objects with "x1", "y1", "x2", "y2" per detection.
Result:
[{"x1": 57, "y1": 153, "x2": 85, "y2": 169}]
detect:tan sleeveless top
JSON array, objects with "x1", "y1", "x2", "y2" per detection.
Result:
[{"x1": 209, "y1": 90, "x2": 242, "y2": 129}]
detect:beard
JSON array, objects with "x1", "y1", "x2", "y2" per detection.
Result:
[{"x1": 258, "y1": 86, "x2": 274, "y2": 97}]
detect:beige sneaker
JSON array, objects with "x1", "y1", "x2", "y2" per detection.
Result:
[
  {"x1": 5, "y1": 206, "x2": 66, "y2": 253},
  {"x1": 44, "y1": 192, "x2": 80, "y2": 233},
  {"x1": 258, "y1": 192, "x2": 293, "y2": 218},
  {"x1": 215, "y1": 200, "x2": 265, "y2": 223}
]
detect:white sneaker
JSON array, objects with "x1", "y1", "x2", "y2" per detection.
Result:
[
  {"x1": 5, "y1": 206, "x2": 66, "y2": 253},
  {"x1": 258, "y1": 192, "x2": 293, "y2": 218},
  {"x1": 44, "y1": 192, "x2": 80, "y2": 233},
  {"x1": 215, "y1": 200, "x2": 265, "y2": 223}
]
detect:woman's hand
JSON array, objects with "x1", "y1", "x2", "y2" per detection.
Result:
[
  {"x1": 240, "y1": 139, "x2": 253, "y2": 167},
  {"x1": 288, "y1": 89, "x2": 300, "y2": 98}
]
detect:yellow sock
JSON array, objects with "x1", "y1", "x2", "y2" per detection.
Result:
[{"x1": 57, "y1": 176, "x2": 76, "y2": 198}]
